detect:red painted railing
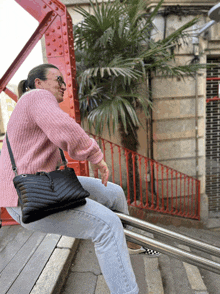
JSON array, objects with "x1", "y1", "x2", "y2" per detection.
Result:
[{"x1": 88, "y1": 133, "x2": 200, "y2": 220}]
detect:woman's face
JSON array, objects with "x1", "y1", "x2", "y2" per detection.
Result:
[{"x1": 35, "y1": 68, "x2": 66, "y2": 103}]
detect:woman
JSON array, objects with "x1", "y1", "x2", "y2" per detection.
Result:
[
  {"x1": 0, "y1": 63, "x2": 157, "y2": 294},
  {"x1": 0, "y1": 63, "x2": 139, "y2": 294}
]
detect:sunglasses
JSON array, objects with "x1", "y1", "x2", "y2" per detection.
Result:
[{"x1": 56, "y1": 76, "x2": 66, "y2": 88}]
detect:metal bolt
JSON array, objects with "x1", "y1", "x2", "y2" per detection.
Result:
[
  {"x1": 68, "y1": 83, "x2": 71, "y2": 87},
  {"x1": 57, "y1": 26, "x2": 60, "y2": 29},
  {"x1": 47, "y1": 43, "x2": 50, "y2": 46},
  {"x1": 43, "y1": 5, "x2": 47, "y2": 9},
  {"x1": 64, "y1": 32, "x2": 67, "y2": 35},
  {"x1": 49, "y1": 1, "x2": 52, "y2": 4},
  {"x1": 63, "y1": 22, "x2": 66, "y2": 26},
  {"x1": 66, "y1": 61, "x2": 70, "y2": 65},
  {"x1": 58, "y1": 35, "x2": 61, "y2": 39},
  {"x1": 52, "y1": 12, "x2": 55, "y2": 16},
  {"x1": 55, "y1": 7, "x2": 58, "y2": 10},
  {"x1": 67, "y1": 72, "x2": 71, "y2": 76},
  {"x1": 59, "y1": 52, "x2": 63, "y2": 55},
  {"x1": 59, "y1": 44, "x2": 62, "y2": 48},
  {"x1": 70, "y1": 106, "x2": 74, "y2": 109},
  {"x1": 53, "y1": 39, "x2": 56, "y2": 42},
  {"x1": 54, "y1": 49, "x2": 57, "y2": 52},
  {"x1": 46, "y1": 32, "x2": 49, "y2": 36},
  {"x1": 65, "y1": 50, "x2": 68, "y2": 53},
  {"x1": 48, "y1": 52, "x2": 51, "y2": 56},
  {"x1": 52, "y1": 29, "x2": 55, "y2": 32}
]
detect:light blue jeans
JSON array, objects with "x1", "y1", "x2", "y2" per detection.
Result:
[{"x1": 7, "y1": 176, "x2": 139, "y2": 294}]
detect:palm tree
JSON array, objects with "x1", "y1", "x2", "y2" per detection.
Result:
[{"x1": 73, "y1": 0, "x2": 204, "y2": 201}]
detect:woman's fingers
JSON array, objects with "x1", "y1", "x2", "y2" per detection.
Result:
[{"x1": 90, "y1": 160, "x2": 109, "y2": 186}]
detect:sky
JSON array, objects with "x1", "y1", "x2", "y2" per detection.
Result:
[{"x1": 0, "y1": 0, "x2": 43, "y2": 86}]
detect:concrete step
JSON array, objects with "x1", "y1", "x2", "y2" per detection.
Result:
[{"x1": 61, "y1": 225, "x2": 220, "y2": 294}]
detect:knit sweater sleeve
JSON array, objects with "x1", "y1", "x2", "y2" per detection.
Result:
[{"x1": 28, "y1": 90, "x2": 103, "y2": 164}]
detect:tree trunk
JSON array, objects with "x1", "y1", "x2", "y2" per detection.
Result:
[{"x1": 118, "y1": 117, "x2": 140, "y2": 204}]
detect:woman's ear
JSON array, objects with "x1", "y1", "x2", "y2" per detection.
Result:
[{"x1": 34, "y1": 78, "x2": 43, "y2": 89}]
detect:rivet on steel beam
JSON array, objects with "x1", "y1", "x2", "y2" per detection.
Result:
[
  {"x1": 53, "y1": 39, "x2": 56, "y2": 42},
  {"x1": 57, "y1": 26, "x2": 60, "y2": 29},
  {"x1": 64, "y1": 32, "x2": 67, "y2": 35},
  {"x1": 47, "y1": 43, "x2": 50, "y2": 46},
  {"x1": 46, "y1": 32, "x2": 49, "y2": 36},
  {"x1": 59, "y1": 52, "x2": 63, "y2": 55},
  {"x1": 55, "y1": 7, "x2": 58, "y2": 10},
  {"x1": 70, "y1": 106, "x2": 74, "y2": 109},
  {"x1": 58, "y1": 35, "x2": 61, "y2": 38},
  {"x1": 65, "y1": 50, "x2": 68, "y2": 53},
  {"x1": 65, "y1": 41, "x2": 67, "y2": 44},
  {"x1": 49, "y1": 1, "x2": 52, "y2": 4},
  {"x1": 52, "y1": 12, "x2": 55, "y2": 16},
  {"x1": 45, "y1": 23, "x2": 48, "y2": 26},
  {"x1": 67, "y1": 72, "x2": 71, "y2": 76},
  {"x1": 59, "y1": 44, "x2": 62, "y2": 48},
  {"x1": 48, "y1": 52, "x2": 51, "y2": 56},
  {"x1": 52, "y1": 29, "x2": 55, "y2": 32},
  {"x1": 63, "y1": 23, "x2": 66, "y2": 26},
  {"x1": 43, "y1": 5, "x2": 47, "y2": 9},
  {"x1": 66, "y1": 61, "x2": 70, "y2": 65},
  {"x1": 54, "y1": 49, "x2": 57, "y2": 52},
  {"x1": 49, "y1": 18, "x2": 51, "y2": 21},
  {"x1": 68, "y1": 83, "x2": 71, "y2": 87}
]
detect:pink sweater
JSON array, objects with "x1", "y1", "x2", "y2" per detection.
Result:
[{"x1": 0, "y1": 89, "x2": 103, "y2": 207}]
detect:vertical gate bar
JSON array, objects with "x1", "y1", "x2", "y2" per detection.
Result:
[
  {"x1": 150, "y1": 161, "x2": 154, "y2": 209},
  {"x1": 191, "y1": 178, "x2": 194, "y2": 218},
  {"x1": 179, "y1": 174, "x2": 182, "y2": 215},
  {"x1": 184, "y1": 175, "x2": 186, "y2": 216},
  {"x1": 198, "y1": 180, "x2": 201, "y2": 220},
  {"x1": 144, "y1": 158, "x2": 149, "y2": 208},
  {"x1": 138, "y1": 156, "x2": 143, "y2": 208},
  {"x1": 166, "y1": 168, "x2": 169, "y2": 212},
  {"x1": 156, "y1": 163, "x2": 159, "y2": 210},
  {"x1": 175, "y1": 171, "x2": 178, "y2": 214},
  {"x1": 101, "y1": 139, "x2": 106, "y2": 162},
  {"x1": 161, "y1": 166, "x2": 164, "y2": 211},
  {"x1": 125, "y1": 150, "x2": 131, "y2": 205},
  {"x1": 132, "y1": 153, "x2": 137, "y2": 205},
  {"x1": 187, "y1": 178, "x2": 190, "y2": 217},
  {"x1": 171, "y1": 170, "x2": 174, "y2": 213},
  {"x1": 118, "y1": 147, "x2": 122, "y2": 188},
  {"x1": 110, "y1": 143, "x2": 115, "y2": 183}
]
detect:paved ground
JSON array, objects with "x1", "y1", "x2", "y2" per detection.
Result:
[
  {"x1": 61, "y1": 238, "x2": 164, "y2": 294},
  {"x1": 2, "y1": 216, "x2": 220, "y2": 294}
]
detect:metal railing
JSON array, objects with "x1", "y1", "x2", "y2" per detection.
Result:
[
  {"x1": 117, "y1": 213, "x2": 220, "y2": 275},
  {"x1": 88, "y1": 133, "x2": 200, "y2": 220}
]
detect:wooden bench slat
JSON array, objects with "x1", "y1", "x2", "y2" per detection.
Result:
[
  {"x1": 7, "y1": 233, "x2": 61, "y2": 294},
  {"x1": 0, "y1": 231, "x2": 46, "y2": 293}
]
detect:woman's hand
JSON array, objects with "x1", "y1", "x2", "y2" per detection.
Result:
[{"x1": 90, "y1": 159, "x2": 109, "y2": 186}]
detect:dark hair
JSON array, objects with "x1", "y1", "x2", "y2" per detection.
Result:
[{"x1": 17, "y1": 64, "x2": 59, "y2": 98}]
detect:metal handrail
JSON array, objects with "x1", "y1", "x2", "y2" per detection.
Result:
[{"x1": 116, "y1": 213, "x2": 220, "y2": 275}]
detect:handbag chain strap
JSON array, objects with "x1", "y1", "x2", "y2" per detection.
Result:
[{"x1": 6, "y1": 132, "x2": 68, "y2": 176}]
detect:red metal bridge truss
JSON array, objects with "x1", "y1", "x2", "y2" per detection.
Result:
[{"x1": 0, "y1": 0, "x2": 201, "y2": 225}]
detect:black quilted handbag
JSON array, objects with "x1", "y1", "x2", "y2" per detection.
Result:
[{"x1": 6, "y1": 133, "x2": 90, "y2": 224}]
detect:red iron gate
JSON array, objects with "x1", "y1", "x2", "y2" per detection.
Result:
[{"x1": 88, "y1": 134, "x2": 201, "y2": 220}]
